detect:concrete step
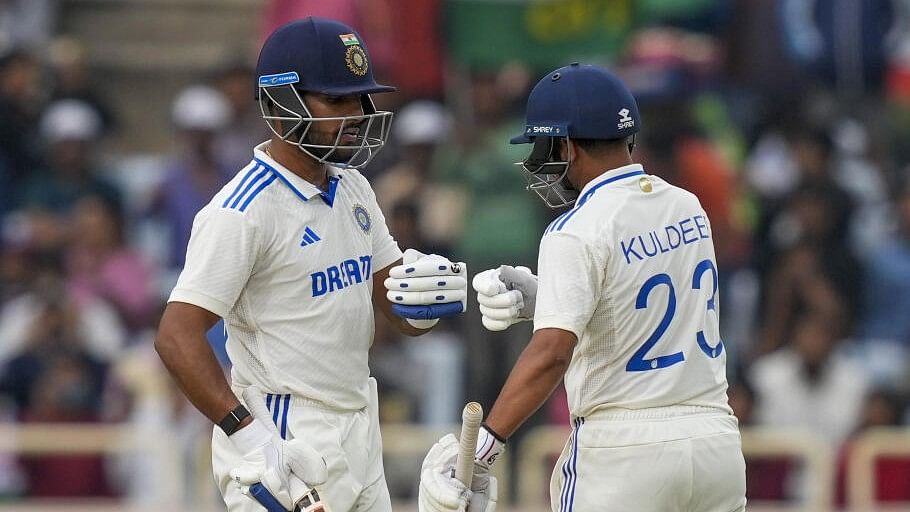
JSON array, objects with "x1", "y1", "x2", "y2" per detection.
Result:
[{"x1": 58, "y1": 0, "x2": 264, "y2": 153}]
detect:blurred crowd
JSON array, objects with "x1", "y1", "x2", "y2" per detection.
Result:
[{"x1": 0, "y1": 0, "x2": 909, "y2": 507}]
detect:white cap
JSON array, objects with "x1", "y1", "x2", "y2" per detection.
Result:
[
  {"x1": 171, "y1": 85, "x2": 230, "y2": 131},
  {"x1": 40, "y1": 99, "x2": 103, "y2": 143},
  {"x1": 393, "y1": 100, "x2": 452, "y2": 145}
]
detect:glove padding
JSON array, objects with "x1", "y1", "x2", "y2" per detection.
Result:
[
  {"x1": 385, "y1": 249, "x2": 467, "y2": 328},
  {"x1": 472, "y1": 265, "x2": 537, "y2": 332},
  {"x1": 419, "y1": 434, "x2": 471, "y2": 512},
  {"x1": 418, "y1": 434, "x2": 498, "y2": 512},
  {"x1": 230, "y1": 387, "x2": 329, "y2": 511}
]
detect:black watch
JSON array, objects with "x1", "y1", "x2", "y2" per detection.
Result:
[{"x1": 218, "y1": 404, "x2": 251, "y2": 436}]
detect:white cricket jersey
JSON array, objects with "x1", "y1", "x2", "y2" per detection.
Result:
[
  {"x1": 169, "y1": 142, "x2": 402, "y2": 410},
  {"x1": 534, "y1": 163, "x2": 732, "y2": 418}
]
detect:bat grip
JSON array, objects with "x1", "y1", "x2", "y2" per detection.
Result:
[{"x1": 455, "y1": 402, "x2": 483, "y2": 486}]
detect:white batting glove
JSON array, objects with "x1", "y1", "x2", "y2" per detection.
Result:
[
  {"x1": 418, "y1": 433, "x2": 500, "y2": 512},
  {"x1": 419, "y1": 434, "x2": 471, "y2": 512},
  {"x1": 385, "y1": 248, "x2": 467, "y2": 329},
  {"x1": 472, "y1": 265, "x2": 537, "y2": 332},
  {"x1": 230, "y1": 387, "x2": 329, "y2": 512}
]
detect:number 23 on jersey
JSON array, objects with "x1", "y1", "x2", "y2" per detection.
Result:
[{"x1": 627, "y1": 258, "x2": 723, "y2": 372}]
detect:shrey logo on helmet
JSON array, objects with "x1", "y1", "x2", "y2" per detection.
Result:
[{"x1": 617, "y1": 108, "x2": 635, "y2": 129}]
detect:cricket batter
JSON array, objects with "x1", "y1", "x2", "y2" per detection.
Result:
[
  {"x1": 155, "y1": 18, "x2": 467, "y2": 512},
  {"x1": 418, "y1": 64, "x2": 746, "y2": 512}
]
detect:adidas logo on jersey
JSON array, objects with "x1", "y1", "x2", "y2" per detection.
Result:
[{"x1": 300, "y1": 227, "x2": 321, "y2": 247}]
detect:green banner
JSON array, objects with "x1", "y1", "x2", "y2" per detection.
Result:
[{"x1": 445, "y1": 0, "x2": 636, "y2": 69}]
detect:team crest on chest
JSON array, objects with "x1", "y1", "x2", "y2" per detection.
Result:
[
  {"x1": 353, "y1": 204, "x2": 371, "y2": 233},
  {"x1": 345, "y1": 45, "x2": 369, "y2": 76}
]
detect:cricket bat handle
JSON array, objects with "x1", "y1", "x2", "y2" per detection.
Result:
[{"x1": 455, "y1": 402, "x2": 483, "y2": 486}]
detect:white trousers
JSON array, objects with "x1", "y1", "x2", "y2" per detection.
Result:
[
  {"x1": 212, "y1": 378, "x2": 392, "y2": 512},
  {"x1": 550, "y1": 407, "x2": 746, "y2": 512}
]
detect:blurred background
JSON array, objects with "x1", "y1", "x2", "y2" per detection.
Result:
[{"x1": 0, "y1": 0, "x2": 908, "y2": 510}]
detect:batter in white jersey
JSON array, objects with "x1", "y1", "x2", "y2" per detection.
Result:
[
  {"x1": 172, "y1": 144, "x2": 402, "y2": 410},
  {"x1": 417, "y1": 64, "x2": 745, "y2": 512},
  {"x1": 536, "y1": 163, "x2": 732, "y2": 419},
  {"x1": 157, "y1": 18, "x2": 468, "y2": 512}
]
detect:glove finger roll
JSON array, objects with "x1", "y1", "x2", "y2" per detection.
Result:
[
  {"x1": 479, "y1": 304, "x2": 521, "y2": 320},
  {"x1": 384, "y1": 275, "x2": 467, "y2": 292},
  {"x1": 389, "y1": 258, "x2": 466, "y2": 279},
  {"x1": 481, "y1": 316, "x2": 512, "y2": 331},
  {"x1": 387, "y1": 289, "x2": 467, "y2": 305},
  {"x1": 476, "y1": 290, "x2": 522, "y2": 308}
]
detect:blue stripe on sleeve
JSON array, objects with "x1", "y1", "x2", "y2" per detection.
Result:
[
  {"x1": 547, "y1": 210, "x2": 573, "y2": 234},
  {"x1": 230, "y1": 167, "x2": 271, "y2": 209},
  {"x1": 223, "y1": 165, "x2": 260, "y2": 208},
  {"x1": 239, "y1": 172, "x2": 278, "y2": 212}
]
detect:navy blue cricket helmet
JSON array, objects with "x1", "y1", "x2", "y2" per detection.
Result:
[
  {"x1": 512, "y1": 63, "x2": 641, "y2": 208},
  {"x1": 255, "y1": 17, "x2": 396, "y2": 169}
]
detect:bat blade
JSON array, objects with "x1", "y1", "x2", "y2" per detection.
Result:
[{"x1": 455, "y1": 402, "x2": 483, "y2": 486}]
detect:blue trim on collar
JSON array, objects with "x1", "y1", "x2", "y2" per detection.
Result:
[
  {"x1": 553, "y1": 169, "x2": 646, "y2": 232},
  {"x1": 320, "y1": 176, "x2": 340, "y2": 207},
  {"x1": 253, "y1": 158, "x2": 343, "y2": 207},
  {"x1": 254, "y1": 158, "x2": 310, "y2": 203}
]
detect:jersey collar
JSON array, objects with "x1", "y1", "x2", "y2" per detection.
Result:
[
  {"x1": 253, "y1": 142, "x2": 342, "y2": 206},
  {"x1": 576, "y1": 163, "x2": 645, "y2": 204}
]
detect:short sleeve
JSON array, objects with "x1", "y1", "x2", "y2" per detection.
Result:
[
  {"x1": 533, "y1": 231, "x2": 605, "y2": 339},
  {"x1": 368, "y1": 191, "x2": 402, "y2": 272},
  {"x1": 168, "y1": 206, "x2": 259, "y2": 318}
]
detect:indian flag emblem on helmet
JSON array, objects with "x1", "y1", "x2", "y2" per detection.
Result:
[
  {"x1": 339, "y1": 33, "x2": 360, "y2": 46},
  {"x1": 345, "y1": 45, "x2": 369, "y2": 77}
]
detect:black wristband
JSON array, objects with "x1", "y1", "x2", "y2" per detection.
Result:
[
  {"x1": 481, "y1": 422, "x2": 507, "y2": 443},
  {"x1": 218, "y1": 404, "x2": 250, "y2": 436}
]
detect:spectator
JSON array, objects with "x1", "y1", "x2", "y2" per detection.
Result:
[
  {"x1": 150, "y1": 85, "x2": 233, "y2": 271},
  {"x1": 0, "y1": 49, "x2": 41, "y2": 215},
  {"x1": 214, "y1": 63, "x2": 269, "y2": 172},
  {"x1": 757, "y1": 181, "x2": 860, "y2": 353},
  {"x1": 0, "y1": 249, "x2": 125, "y2": 366},
  {"x1": 47, "y1": 37, "x2": 116, "y2": 133},
  {"x1": 862, "y1": 176, "x2": 910, "y2": 348},
  {"x1": 21, "y1": 99, "x2": 122, "y2": 215},
  {"x1": 751, "y1": 314, "x2": 870, "y2": 446},
  {"x1": 66, "y1": 194, "x2": 156, "y2": 334},
  {"x1": 375, "y1": 100, "x2": 462, "y2": 253},
  {"x1": 0, "y1": 283, "x2": 114, "y2": 498}
]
